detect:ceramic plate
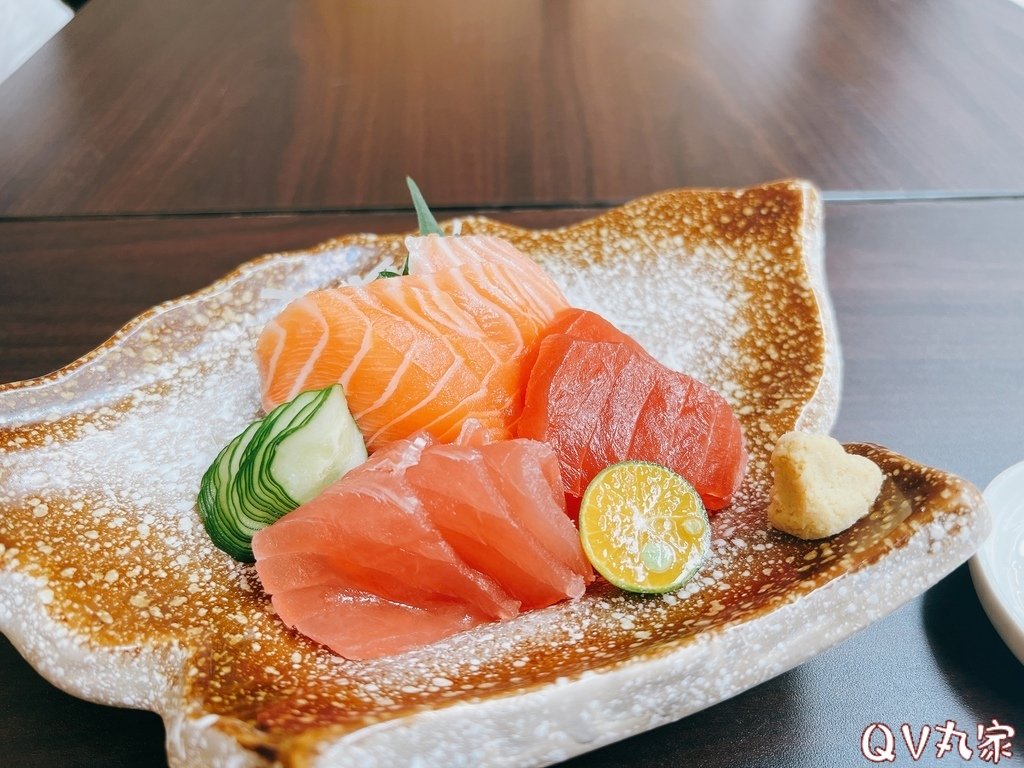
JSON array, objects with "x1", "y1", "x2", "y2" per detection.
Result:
[
  {"x1": 0, "y1": 181, "x2": 988, "y2": 767},
  {"x1": 970, "y1": 461, "x2": 1024, "y2": 665}
]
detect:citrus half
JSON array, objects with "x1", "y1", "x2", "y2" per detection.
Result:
[{"x1": 579, "y1": 461, "x2": 710, "y2": 593}]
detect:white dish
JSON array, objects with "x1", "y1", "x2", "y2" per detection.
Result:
[{"x1": 970, "y1": 460, "x2": 1024, "y2": 665}]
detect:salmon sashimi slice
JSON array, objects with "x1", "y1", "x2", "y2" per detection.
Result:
[
  {"x1": 518, "y1": 310, "x2": 748, "y2": 511},
  {"x1": 253, "y1": 436, "x2": 520, "y2": 625},
  {"x1": 256, "y1": 235, "x2": 568, "y2": 451},
  {"x1": 253, "y1": 425, "x2": 593, "y2": 659},
  {"x1": 406, "y1": 234, "x2": 568, "y2": 318},
  {"x1": 407, "y1": 426, "x2": 593, "y2": 610}
]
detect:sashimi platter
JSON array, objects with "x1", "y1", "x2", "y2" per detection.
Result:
[{"x1": 0, "y1": 181, "x2": 989, "y2": 766}]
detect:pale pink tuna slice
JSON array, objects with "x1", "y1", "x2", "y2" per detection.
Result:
[
  {"x1": 408, "y1": 442, "x2": 588, "y2": 609},
  {"x1": 477, "y1": 439, "x2": 594, "y2": 582},
  {"x1": 271, "y1": 584, "x2": 487, "y2": 660},
  {"x1": 254, "y1": 426, "x2": 595, "y2": 660},
  {"x1": 253, "y1": 436, "x2": 519, "y2": 623},
  {"x1": 406, "y1": 422, "x2": 593, "y2": 607}
]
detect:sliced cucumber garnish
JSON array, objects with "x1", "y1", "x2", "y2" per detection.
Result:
[
  {"x1": 273, "y1": 386, "x2": 368, "y2": 503},
  {"x1": 198, "y1": 384, "x2": 367, "y2": 561}
]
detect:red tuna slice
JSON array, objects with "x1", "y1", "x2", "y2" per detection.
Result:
[
  {"x1": 518, "y1": 307, "x2": 647, "y2": 384},
  {"x1": 406, "y1": 436, "x2": 592, "y2": 609},
  {"x1": 268, "y1": 584, "x2": 487, "y2": 660},
  {"x1": 518, "y1": 334, "x2": 747, "y2": 511},
  {"x1": 537, "y1": 307, "x2": 647, "y2": 352},
  {"x1": 519, "y1": 336, "x2": 629, "y2": 483},
  {"x1": 253, "y1": 435, "x2": 519, "y2": 630}
]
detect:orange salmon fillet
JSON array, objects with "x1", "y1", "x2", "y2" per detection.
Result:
[{"x1": 256, "y1": 235, "x2": 568, "y2": 451}]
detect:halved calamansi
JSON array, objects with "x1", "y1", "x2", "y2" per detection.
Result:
[{"x1": 579, "y1": 461, "x2": 710, "y2": 593}]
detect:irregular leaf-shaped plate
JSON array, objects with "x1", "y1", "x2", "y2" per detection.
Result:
[{"x1": 0, "y1": 181, "x2": 988, "y2": 767}]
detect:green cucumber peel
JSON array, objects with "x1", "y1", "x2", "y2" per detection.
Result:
[{"x1": 197, "y1": 384, "x2": 367, "y2": 562}]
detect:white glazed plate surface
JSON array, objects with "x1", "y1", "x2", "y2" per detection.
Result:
[{"x1": 971, "y1": 460, "x2": 1024, "y2": 665}]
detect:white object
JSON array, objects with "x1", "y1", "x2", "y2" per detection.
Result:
[
  {"x1": 0, "y1": 0, "x2": 73, "y2": 84},
  {"x1": 970, "y1": 460, "x2": 1024, "y2": 665}
]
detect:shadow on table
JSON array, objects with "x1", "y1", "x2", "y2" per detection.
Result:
[{"x1": 922, "y1": 563, "x2": 1024, "y2": 725}]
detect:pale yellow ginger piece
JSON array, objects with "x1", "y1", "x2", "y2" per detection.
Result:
[{"x1": 768, "y1": 431, "x2": 883, "y2": 540}]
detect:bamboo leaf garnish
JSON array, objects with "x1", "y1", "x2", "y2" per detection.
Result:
[
  {"x1": 377, "y1": 177, "x2": 445, "y2": 279},
  {"x1": 406, "y1": 176, "x2": 444, "y2": 236}
]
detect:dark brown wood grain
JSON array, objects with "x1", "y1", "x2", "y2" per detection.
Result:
[
  {"x1": 3, "y1": 0, "x2": 1024, "y2": 217},
  {"x1": 1, "y1": 200, "x2": 1023, "y2": 766}
]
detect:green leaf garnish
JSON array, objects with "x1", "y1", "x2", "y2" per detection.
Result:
[
  {"x1": 376, "y1": 258, "x2": 409, "y2": 280},
  {"x1": 377, "y1": 177, "x2": 444, "y2": 279},
  {"x1": 406, "y1": 176, "x2": 444, "y2": 236}
]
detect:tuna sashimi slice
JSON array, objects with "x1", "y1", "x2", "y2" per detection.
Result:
[
  {"x1": 518, "y1": 310, "x2": 747, "y2": 511},
  {"x1": 476, "y1": 440, "x2": 593, "y2": 578},
  {"x1": 256, "y1": 235, "x2": 568, "y2": 450},
  {"x1": 453, "y1": 420, "x2": 587, "y2": 553},
  {"x1": 270, "y1": 584, "x2": 487, "y2": 661},
  {"x1": 518, "y1": 306, "x2": 648, "y2": 384},
  {"x1": 253, "y1": 426, "x2": 593, "y2": 660},
  {"x1": 253, "y1": 436, "x2": 520, "y2": 623},
  {"x1": 407, "y1": 432, "x2": 593, "y2": 609}
]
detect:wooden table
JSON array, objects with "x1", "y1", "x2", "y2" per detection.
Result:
[{"x1": 2, "y1": 1, "x2": 1023, "y2": 766}]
